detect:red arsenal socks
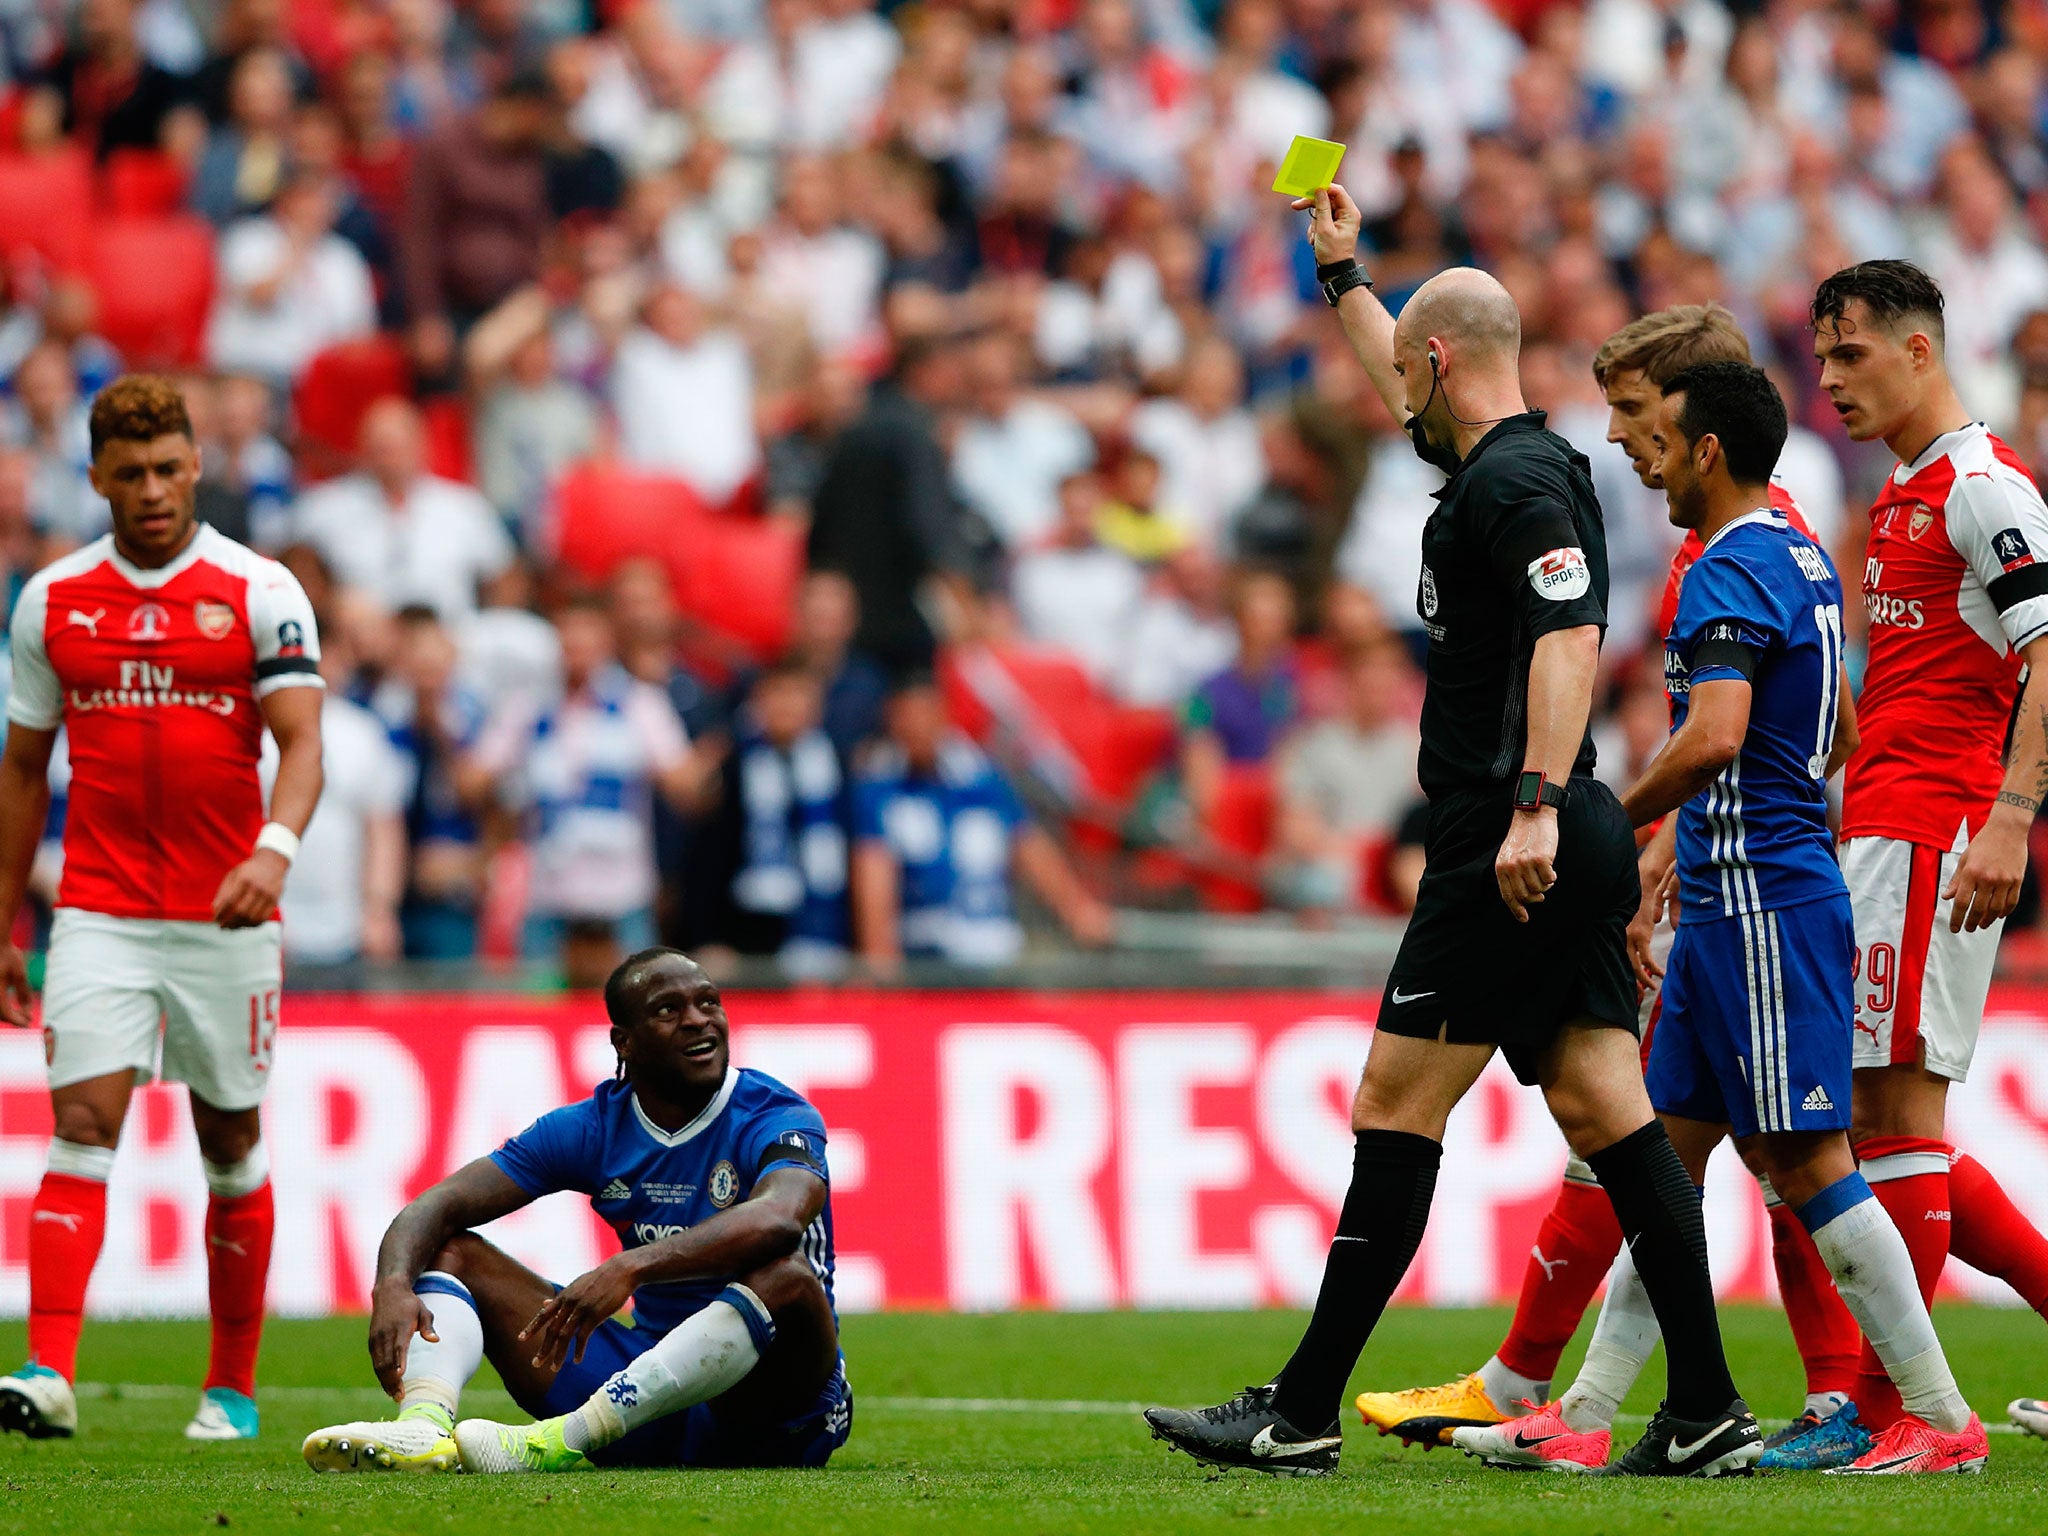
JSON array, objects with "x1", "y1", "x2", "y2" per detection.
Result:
[
  {"x1": 1948, "y1": 1149, "x2": 2048, "y2": 1315},
  {"x1": 1495, "y1": 1173, "x2": 1623, "y2": 1383},
  {"x1": 202, "y1": 1145, "x2": 274, "y2": 1399},
  {"x1": 27, "y1": 1142, "x2": 115, "y2": 1382}
]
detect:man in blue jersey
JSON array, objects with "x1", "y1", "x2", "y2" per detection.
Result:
[
  {"x1": 299, "y1": 948, "x2": 850, "y2": 1475},
  {"x1": 1542, "y1": 361, "x2": 1981, "y2": 1475}
]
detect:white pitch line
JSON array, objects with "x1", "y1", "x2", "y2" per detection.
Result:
[
  {"x1": 68, "y1": 1384, "x2": 2036, "y2": 1433},
  {"x1": 866, "y1": 1396, "x2": 1153, "y2": 1415}
]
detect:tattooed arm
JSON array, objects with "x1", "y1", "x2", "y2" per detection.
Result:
[{"x1": 1946, "y1": 634, "x2": 2048, "y2": 933}]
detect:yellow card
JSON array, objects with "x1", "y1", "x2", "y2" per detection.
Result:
[{"x1": 1271, "y1": 135, "x2": 1346, "y2": 197}]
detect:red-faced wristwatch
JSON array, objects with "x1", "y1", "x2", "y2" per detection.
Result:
[{"x1": 1513, "y1": 770, "x2": 1569, "y2": 812}]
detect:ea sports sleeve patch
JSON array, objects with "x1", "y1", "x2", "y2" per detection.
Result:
[
  {"x1": 1526, "y1": 546, "x2": 1591, "y2": 602},
  {"x1": 1482, "y1": 488, "x2": 1607, "y2": 637}
]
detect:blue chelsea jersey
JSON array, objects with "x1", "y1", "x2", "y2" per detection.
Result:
[
  {"x1": 1666, "y1": 509, "x2": 1849, "y2": 917},
  {"x1": 852, "y1": 738, "x2": 1030, "y2": 965},
  {"x1": 491, "y1": 1068, "x2": 834, "y2": 1336}
]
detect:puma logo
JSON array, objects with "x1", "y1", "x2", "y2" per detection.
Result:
[
  {"x1": 32, "y1": 1211, "x2": 81, "y2": 1232},
  {"x1": 66, "y1": 608, "x2": 104, "y2": 637},
  {"x1": 1854, "y1": 1017, "x2": 1880, "y2": 1042},
  {"x1": 208, "y1": 1234, "x2": 248, "y2": 1256},
  {"x1": 1532, "y1": 1247, "x2": 1568, "y2": 1282}
]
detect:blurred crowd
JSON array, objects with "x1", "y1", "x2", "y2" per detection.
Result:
[{"x1": 3, "y1": 0, "x2": 2048, "y2": 981}]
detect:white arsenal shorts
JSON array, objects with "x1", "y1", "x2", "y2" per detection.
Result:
[
  {"x1": 41, "y1": 909, "x2": 284, "y2": 1111},
  {"x1": 1840, "y1": 836, "x2": 2001, "y2": 1083}
]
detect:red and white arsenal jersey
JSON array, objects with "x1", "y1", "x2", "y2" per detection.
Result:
[
  {"x1": 1845, "y1": 423, "x2": 2048, "y2": 848},
  {"x1": 1656, "y1": 480, "x2": 1816, "y2": 642},
  {"x1": 5, "y1": 525, "x2": 323, "y2": 920}
]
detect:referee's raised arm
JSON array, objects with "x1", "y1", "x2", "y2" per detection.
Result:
[{"x1": 1291, "y1": 186, "x2": 1402, "y2": 414}]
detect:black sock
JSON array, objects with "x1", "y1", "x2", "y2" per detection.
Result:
[
  {"x1": 1585, "y1": 1120, "x2": 1738, "y2": 1419},
  {"x1": 1268, "y1": 1129, "x2": 1441, "y2": 1432}
]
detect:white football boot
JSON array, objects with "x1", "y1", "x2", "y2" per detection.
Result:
[
  {"x1": 0, "y1": 1364, "x2": 78, "y2": 1438},
  {"x1": 303, "y1": 1405, "x2": 460, "y2": 1472}
]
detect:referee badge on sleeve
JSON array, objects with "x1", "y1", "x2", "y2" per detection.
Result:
[{"x1": 1527, "y1": 547, "x2": 1590, "y2": 601}]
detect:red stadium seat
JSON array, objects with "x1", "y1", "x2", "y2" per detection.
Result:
[
  {"x1": 100, "y1": 149, "x2": 188, "y2": 216},
  {"x1": 1197, "y1": 763, "x2": 1275, "y2": 913},
  {"x1": 550, "y1": 461, "x2": 713, "y2": 582},
  {"x1": 292, "y1": 336, "x2": 412, "y2": 479},
  {"x1": 1089, "y1": 705, "x2": 1176, "y2": 804},
  {"x1": 668, "y1": 513, "x2": 802, "y2": 658},
  {"x1": 0, "y1": 149, "x2": 92, "y2": 272},
  {"x1": 84, "y1": 216, "x2": 214, "y2": 368},
  {"x1": 420, "y1": 394, "x2": 473, "y2": 482},
  {"x1": 940, "y1": 645, "x2": 1172, "y2": 809}
]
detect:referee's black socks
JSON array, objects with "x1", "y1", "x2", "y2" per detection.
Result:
[
  {"x1": 1585, "y1": 1119, "x2": 1739, "y2": 1418},
  {"x1": 1269, "y1": 1129, "x2": 1441, "y2": 1431}
]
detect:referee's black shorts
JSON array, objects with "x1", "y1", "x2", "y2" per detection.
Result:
[{"x1": 1377, "y1": 776, "x2": 1640, "y2": 1085}]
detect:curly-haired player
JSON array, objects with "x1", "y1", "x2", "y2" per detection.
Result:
[{"x1": 0, "y1": 375, "x2": 326, "y2": 1442}]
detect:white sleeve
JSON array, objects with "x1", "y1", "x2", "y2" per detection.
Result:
[
  {"x1": 369, "y1": 728, "x2": 409, "y2": 814},
  {"x1": 467, "y1": 492, "x2": 515, "y2": 581},
  {"x1": 5, "y1": 577, "x2": 60, "y2": 730},
  {"x1": 244, "y1": 558, "x2": 326, "y2": 696},
  {"x1": 1948, "y1": 461, "x2": 2048, "y2": 651},
  {"x1": 630, "y1": 684, "x2": 690, "y2": 774}
]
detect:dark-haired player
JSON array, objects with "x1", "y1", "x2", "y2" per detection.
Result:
[
  {"x1": 1813, "y1": 261, "x2": 2048, "y2": 1455},
  {"x1": 1460, "y1": 364, "x2": 1986, "y2": 1476},
  {"x1": 0, "y1": 376, "x2": 325, "y2": 1442},
  {"x1": 300, "y1": 948, "x2": 850, "y2": 1475}
]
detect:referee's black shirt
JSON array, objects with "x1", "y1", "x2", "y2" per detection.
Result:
[{"x1": 1414, "y1": 410, "x2": 1610, "y2": 800}]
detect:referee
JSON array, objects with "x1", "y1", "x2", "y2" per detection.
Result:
[{"x1": 1143, "y1": 188, "x2": 1754, "y2": 1478}]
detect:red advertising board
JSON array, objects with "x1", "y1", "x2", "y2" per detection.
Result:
[{"x1": 4, "y1": 989, "x2": 2047, "y2": 1317}]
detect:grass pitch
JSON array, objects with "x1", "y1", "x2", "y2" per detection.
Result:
[{"x1": 3, "y1": 1305, "x2": 2044, "y2": 1535}]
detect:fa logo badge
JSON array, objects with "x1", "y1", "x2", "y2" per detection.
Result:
[
  {"x1": 1419, "y1": 565, "x2": 1438, "y2": 618},
  {"x1": 127, "y1": 602, "x2": 170, "y2": 641},
  {"x1": 1995, "y1": 527, "x2": 2036, "y2": 573},
  {"x1": 276, "y1": 619, "x2": 305, "y2": 658},
  {"x1": 708, "y1": 1160, "x2": 739, "y2": 1208},
  {"x1": 194, "y1": 600, "x2": 235, "y2": 639}
]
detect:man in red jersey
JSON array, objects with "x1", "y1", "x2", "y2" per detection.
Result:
[
  {"x1": 0, "y1": 376, "x2": 325, "y2": 1442},
  {"x1": 1357, "y1": 304, "x2": 1862, "y2": 1458},
  {"x1": 1813, "y1": 259, "x2": 2048, "y2": 1452}
]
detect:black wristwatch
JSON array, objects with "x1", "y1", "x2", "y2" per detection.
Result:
[
  {"x1": 1318, "y1": 257, "x2": 1372, "y2": 308},
  {"x1": 1512, "y1": 770, "x2": 1569, "y2": 812}
]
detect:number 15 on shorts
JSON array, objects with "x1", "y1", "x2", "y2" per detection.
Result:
[{"x1": 248, "y1": 990, "x2": 278, "y2": 1072}]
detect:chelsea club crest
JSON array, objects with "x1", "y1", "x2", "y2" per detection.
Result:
[{"x1": 708, "y1": 1160, "x2": 739, "y2": 1208}]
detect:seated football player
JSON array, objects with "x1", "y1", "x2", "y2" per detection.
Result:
[{"x1": 300, "y1": 948, "x2": 850, "y2": 1474}]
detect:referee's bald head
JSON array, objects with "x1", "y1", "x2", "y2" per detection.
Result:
[{"x1": 1396, "y1": 267, "x2": 1522, "y2": 364}]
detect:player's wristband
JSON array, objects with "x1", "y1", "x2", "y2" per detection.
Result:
[{"x1": 255, "y1": 822, "x2": 300, "y2": 865}]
